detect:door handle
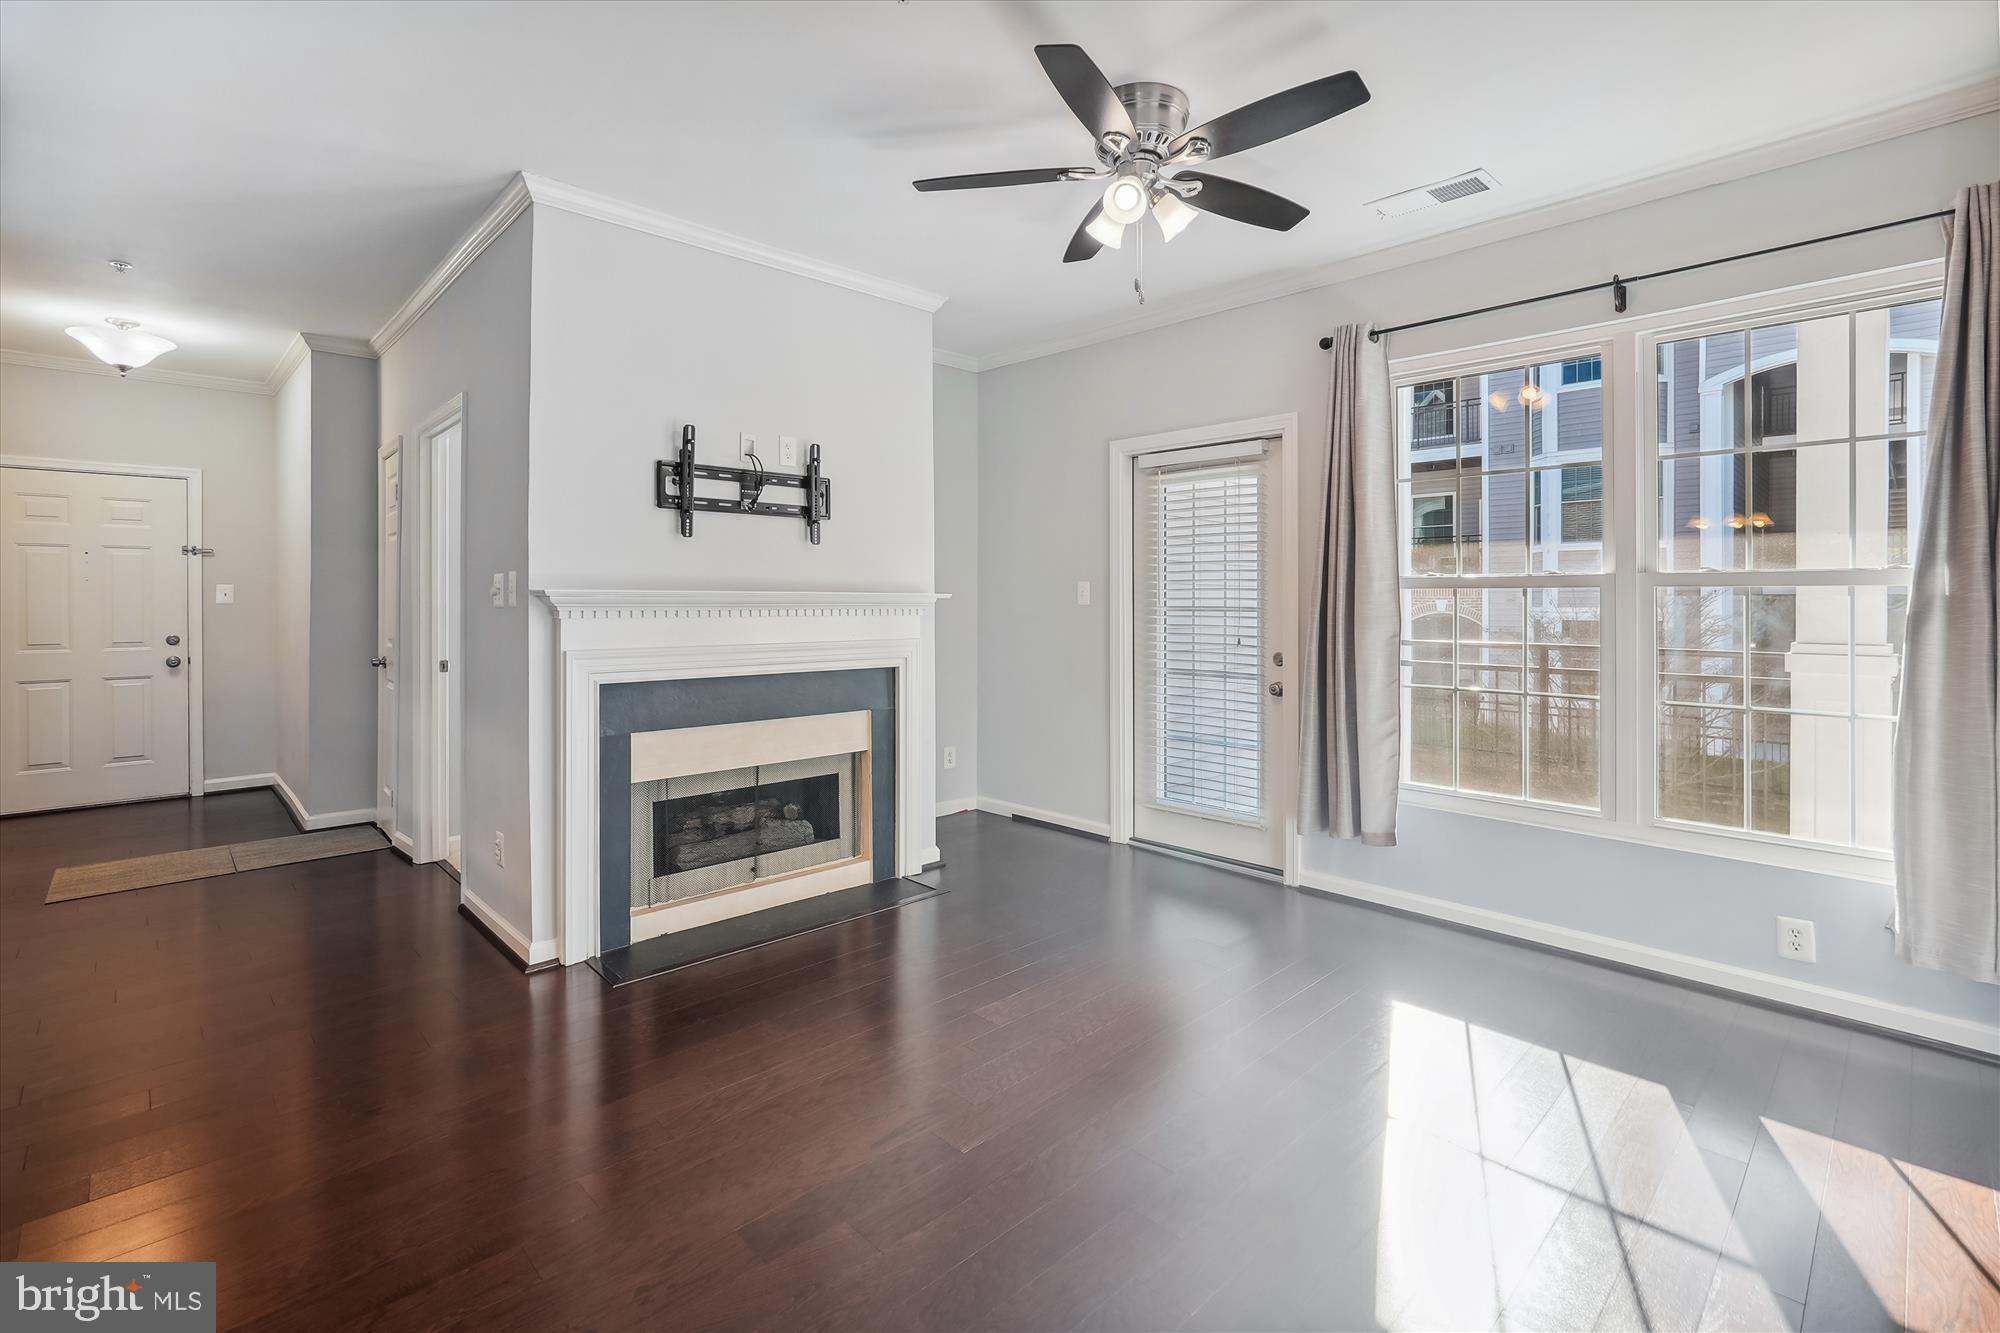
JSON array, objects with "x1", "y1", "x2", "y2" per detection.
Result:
[
  {"x1": 165, "y1": 656, "x2": 182, "y2": 669},
  {"x1": 165, "y1": 634, "x2": 181, "y2": 646},
  {"x1": 371, "y1": 657, "x2": 389, "y2": 668}
]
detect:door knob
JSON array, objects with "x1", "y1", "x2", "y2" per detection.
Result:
[
  {"x1": 370, "y1": 657, "x2": 389, "y2": 668},
  {"x1": 1267, "y1": 681, "x2": 1284, "y2": 697},
  {"x1": 165, "y1": 634, "x2": 181, "y2": 646},
  {"x1": 165, "y1": 656, "x2": 182, "y2": 669}
]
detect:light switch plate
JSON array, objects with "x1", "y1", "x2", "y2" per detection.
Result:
[
  {"x1": 1076, "y1": 581, "x2": 1091, "y2": 606},
  {"x1": 491, "y1": 574, "x2": 505, "y2": 607},
  {"x1": 778, "y1": 435, "x2": 800, "y2": 469},
  {"x1": 942, "y1": 745, "x2": 957, "y2": 770},
  {"x1": 507, "y1": 571, "x2": 518, "y2": 607},
  {"x1": 214, "y1": 584, "x2": 235, "y2": 605}
]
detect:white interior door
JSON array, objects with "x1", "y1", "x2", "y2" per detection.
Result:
[
  {"x1": 1130, "y1": 438, "x2": 1293, "y2": 870},
  {"x1": 375, "y1": 440, "x2": 401, "y2": 838},
  {"x1": 1, "y1": 466, "x2": 191, "y2": 814}
]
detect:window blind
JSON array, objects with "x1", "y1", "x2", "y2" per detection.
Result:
[{"x1": 1135, "y1": 443, "x2": 1269, "y2": 823}]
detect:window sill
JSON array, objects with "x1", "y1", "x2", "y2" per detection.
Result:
[{"x1": 1396, "y1": 785, "x2": 1895, "y2": 885}]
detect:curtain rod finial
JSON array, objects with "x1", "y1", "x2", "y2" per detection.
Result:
[
  {"x1": 1318, "y1": 335, "x2": 1334, "y2": 350},
  {"x1": 1367, "y1": 328, "x2": 1380, "y2": 343}
]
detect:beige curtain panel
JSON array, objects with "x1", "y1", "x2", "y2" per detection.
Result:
[
  {"x1": 1301, "y1": 324, "x2": 1401, "y2": 845},
  {"x1": 1892, "y1": 181, "x2": 1999, "y2": 984}
]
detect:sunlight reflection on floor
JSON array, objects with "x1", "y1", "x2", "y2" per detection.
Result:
[{"x1": 1373, "y1": 1001, "x2": 2000, "y2": 1332}]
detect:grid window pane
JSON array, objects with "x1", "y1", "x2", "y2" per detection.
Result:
[
  {"x1": 1658, "y1": 330, "x2": 1746, "y2": 452},
  {"x1": 1458, "y1": 691, "x2": 1522, "y2": 797},
  {"x1": 1529, "y1": 696, "x2": 1599, "y2": 807},
  {"x1": 1750, "y1": 444, "x2": 1850, "y2": 570},
  {"x1": 1750, "y1": 315, "x2": 1847, "y2": 446},
  {"x1": 1652, "y1": 585, "x2": 1907, "y2": 848},
  {"x1": 1658, "y1": 454, "x2": 1749, "y2": 570},
  {"x1": 1855, "y1": 435, "x2": 1922, "y2": 567}
]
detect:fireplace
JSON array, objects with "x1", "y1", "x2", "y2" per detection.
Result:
[{"x1": 625, "y1": 709, "x2": 875, "y2": 941}]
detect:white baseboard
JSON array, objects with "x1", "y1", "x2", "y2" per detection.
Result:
[
  {"x1": 918, "y1": 845, "x2": 942, "y2": 869},
  {"x1": 270, "y1": 772, "x2": 376, "y2": 832},
  {"x1": 974, "y1": 796, "x2": 1112, "y2": 839},
  {"x1": 460, "y1": 885, "x2": 555, "y2": 966},
  {"x1": 936, "y1": 798, "x2": 976, "y2": 819},
  {"x1": 1296, "y1": 869, "x2": 1998, "y2": 1057},
  {"x1": 202, "y1": 772, "x2": 278, "y2": 794}
]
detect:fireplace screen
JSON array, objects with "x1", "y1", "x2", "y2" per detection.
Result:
[{"x1": 631, "y1": 751, "x2": 860, "y2": 909}]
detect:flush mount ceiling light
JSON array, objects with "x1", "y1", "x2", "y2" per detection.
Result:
[
  {"x1": 66, "y1": 317, "x2": 176, "y2": 376},
  {"x1": 912, "y1": 44, "x2": 1370, "y2": 296}
]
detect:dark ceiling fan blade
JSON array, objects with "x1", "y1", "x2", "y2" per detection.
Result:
[
  {"x1": 1170, "y1": 71, "x2": 1369, "y2": 161},
  {"x1": 1036, "y1": 44, "x2": 1136, "y2": 144},
  {"x1": 1175, "y1": 172, "x2": 1310, "y2": 231},
  {"x1": 1063, "y1": 203, "x2": 1109, "y2": 263},
  {"x1": 912, "y1": 167, "x2": 1090, "y2": 192}
]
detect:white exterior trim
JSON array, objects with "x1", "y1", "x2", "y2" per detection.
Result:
[
  {"x1": 1297, "y1": 867, "x2": 1997, "y2": 1056},
  {"x1": 1, "y1": 455, "x2": 206, "y2": 800},
  {"x1": 538, "y1": 588, "x2": 943, "y2": 967}
]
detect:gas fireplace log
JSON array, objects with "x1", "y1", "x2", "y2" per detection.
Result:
[{"x1": 670, "y1": 818, "x2": 821, "y2": 871}]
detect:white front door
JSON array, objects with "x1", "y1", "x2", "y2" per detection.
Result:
[
  {"x1": 1, "y1": 466, "x2": 192, "y2": 814},
  {"x1": 1130, "y1": 437, "x2": 1294, "y2": 870},
  {"x1": 376, "y1": 440, "x2": 401, "y2": 837}
]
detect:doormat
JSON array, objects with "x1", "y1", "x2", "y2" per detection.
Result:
[
  {"x1": 589, "y1": 876, "x2": 946, "y2": 987},
  {"x1": 47, "y1": 825, "x2": 390, "y2": 903}
]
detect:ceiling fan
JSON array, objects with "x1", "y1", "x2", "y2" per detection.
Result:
[{"x1": 913, "y1": 45, "x2": 1370, "y2": 264}]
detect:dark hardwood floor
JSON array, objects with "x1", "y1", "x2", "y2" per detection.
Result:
[{"x1": 2, "y1": 792, "x2": 1995, "y2": 1331}]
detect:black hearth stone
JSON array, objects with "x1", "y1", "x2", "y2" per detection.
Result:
[{"x1": 588, "y1": 877, "x2": 946, "y2": 988}]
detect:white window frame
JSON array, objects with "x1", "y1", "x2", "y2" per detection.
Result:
[{"x1": 1390, "y1": 261, "x2": 1943, "y2": 885}]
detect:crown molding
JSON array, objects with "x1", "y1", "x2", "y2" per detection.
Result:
[
  {"x1": 0, "y1": 348, "x2": 275, "y2": 395},
  {"x1": 266, "y1": 334, "x2": 309, "y2": 390},
  {"x1": 963, "y1": 77, "x2": 1998, "y2": 374},
  {"x1": 370, "y1": 173, "x2": 534, "y2": 356},
  {"x1": 300, "y1": 332, "x2": 377, "y2": 359},
  {"x1": 520, "y1": 172, "x2": 947, "y2": 314},
  {"x1": 931, "y1": 348, "x2": 979, "y2": 372}
]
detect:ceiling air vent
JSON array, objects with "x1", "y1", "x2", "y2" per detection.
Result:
[{"x1": 1366, "y1": 169, "x2": 1500, "y2": 220}]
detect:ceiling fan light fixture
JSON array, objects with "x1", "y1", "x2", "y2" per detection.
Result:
[
  {"x1": 1152, "y1": 188, "x2": 1198, "y2": 242},
  {"x1": 1102, "y1": 165, "x2": 1150, "y2": 225},
  {"x1": 65, "y1": 318, "x2": 176, "y2": 376},
  {"x1": 1084, "y1": 210, "x2": 1126, "y2": 250}
]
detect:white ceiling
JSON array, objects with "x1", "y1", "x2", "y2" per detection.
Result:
[{"x1": 3, "y1": 0, "x2": 1995, "y2": 383}]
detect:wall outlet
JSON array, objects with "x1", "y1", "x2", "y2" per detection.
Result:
[
  {"x1": 507, "y1": 570, "x2": 518, "y2": 607},
  {"x1": 1777, "y1": 916, "x2": 1816, "y2": 963},
  {"x1": 942, "y1": 745, "x2": 957, "y2": 770},
  {"x1": 491, "y1": 573, "x2": 505, "y2": 607},
  {"x1": 1076, "y1": 580, "x2": 1091, "y2": 606},
  {"x1": 492, "y1": 831, "x2": 506, "y2": 868},
  {"x1": 739, "y1": 432, "x2": 761, "y2": 465},
  {"x1": 214, "y1": 584, "x2": 235, "y2": 605},
  {"x1": 778, "y1": 435, "x2": 800, "y2": 469}
]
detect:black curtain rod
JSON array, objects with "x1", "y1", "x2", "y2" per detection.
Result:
[{"x1": 1316, "y1": 208, "x2": 1954, "y2": 350}]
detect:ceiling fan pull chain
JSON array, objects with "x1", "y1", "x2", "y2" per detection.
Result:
[{"x1": 1134, "y1": 215, "x2": 1147, "y2": 305}]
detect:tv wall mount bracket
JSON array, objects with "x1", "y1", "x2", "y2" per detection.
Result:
[{"x1": 655, "y1": 425, "x2": 831, "y2": 543}]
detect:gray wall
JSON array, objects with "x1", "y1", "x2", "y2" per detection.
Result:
[
  {"x1": 377, "y1": 211, "x2": 534, "y2": 931},
  {"x1": 305, "y1": 349, "x2": 380, "y2": 814},
  {"x1": 521, "y1": 205, "x2": 937, "y2": 949},
  {"x1": 933, "y1": 363, "x2": 979, "y2": 810},
  {"x1": 970, "y1": 114, "x2": 1999, "y2": 1032},
  {"x1": 274, "y1": 360, "x2": 312, "y2": 797},
  {"x1": 0, "y1": 362, "x2": 279, "y2": 783}
]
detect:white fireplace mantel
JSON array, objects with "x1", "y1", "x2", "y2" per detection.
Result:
[{"x1": 537, "y1": 587, "x2": 945, "y2": 966}]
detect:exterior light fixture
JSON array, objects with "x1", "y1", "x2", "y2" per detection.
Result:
[{"x1": 65, "y1": 318, "x2": 175, "y2": 376}]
